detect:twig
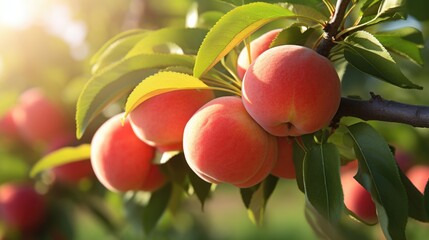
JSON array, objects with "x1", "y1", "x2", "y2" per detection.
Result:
[
  {"x1": 316, "y1": 0, "x2": 351, "y2": 57},
  {"x1": 332, "y1": 93, "x2": 429, "y2": 128}
]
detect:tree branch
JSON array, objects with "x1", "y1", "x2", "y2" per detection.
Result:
[
  {"x1": 315, "y1": 0, "x2": 429, "y2": 129},
  {"x1": 332, "y1": 93, "x2": 429, "y2": 128},
  {"x1": 316, "y1": 0, "x2": 351, "y2": 57}
]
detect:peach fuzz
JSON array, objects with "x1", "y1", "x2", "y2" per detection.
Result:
[
  {"x1": 341, "y1": 171, "x2": 377, "y2": 223},
  {"x1": 271, "y1": 137, "x2": 295, "y2": 179},
  {"x1": 242, "y1": 45, "x2": 341, "y2": 137},
  {"x1": 11, "y1": 88, "x2": 69, "y2": 144},
  {"x1": 237, "y1": 29, "x2": 282, "y2": 79},
  {"x1": 91, "y1": 113, "x2": 166, "y2": 192},
  {"x1": 0, "y1": 183, "x2": 46, "y2": 232},
  {"x1": 183, "y1": 96, "x2": 278, "y2": 188},
  {"x1": 129, "y1": 89, "x2": 215, "y2": 152},
  {"x1": 406, "y1": 165, "x2": 429, "y2": 193}
]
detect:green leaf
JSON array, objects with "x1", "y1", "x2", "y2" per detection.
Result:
[
  {"x1": 125, "y1": 28, "x2": 209, "y2": 57},
  {"x1": 293, "y1": 134, "x2": 317, "y2": 193},
  {"x1": 304, "y1": 201, "x2": 344, "y2": 240},
  {"x1": 361, "y1": 0, "x2": 383, "y2": 17},
  {"x1": 346, "y1": 122, "x2": 408, "y2": 240},
  {"x1": 30, "y1": 144, "x2": 91, "y2": 177},
  {"x1": 343, "y1": 31, "x2": 422, "y2": 89},
  {"x1": 303, "y1": 143, "x2": 343, "y2": 224},
  {"x1": 76, "y1": 54, "x2": 195, "y2": 138},
  {"x1": 90, "y1": 29, "x2": 146, "y2": 65},
  {"x1": 91, "y1": 31, "x2": 148, "y2": 73},
  {"x1": 375, "y1": 27, "x2": 424, "y2": 65},
  {"x1": 123, "y1": 71, "x2": 214, "y2": 118},
  {"x1": 142, "y1": 183, "x2": 172, "y2": 234},
  {"x1": 377, "y1": 0, "x2": 406, "y2": 18},
  {"x1": 188, "y1": 170, "x2": 212, "y2": 209},
  {"x1": 193, "y1": 2, "x2": 295, "y2": 78},
  {"x1": 218, "y1": 0, "x2": 322, "y2": 7},
  {"x1": 240, "y1": 175, "x2": 278, "y2": 226},
  {"x1": 270, "y1": 25, "x2": 317, "y2": 48},
  {"x1": 397, "y1": 166, "x2": 428, "y2": 222}
]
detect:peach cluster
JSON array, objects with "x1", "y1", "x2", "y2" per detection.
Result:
[
  {"x1": 182, "y1": 31, "x2": 340, "y2": 187},
  {"x1": 0, "y1": 88, "x2": 94, "y2": 184},
  {"x1": 103, "y1": 30, "x2": 341, "y2": 189}
]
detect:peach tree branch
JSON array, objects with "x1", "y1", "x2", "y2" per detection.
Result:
[
  {"x1": 316, "y1": 0, "x2": 351, "y2": 57},
  {"x1": 316, "y1": 0, "x2": 429, "y2": 128},
  {"x1": 332, "y1": 93, "x2": 429, "y2": 128}
]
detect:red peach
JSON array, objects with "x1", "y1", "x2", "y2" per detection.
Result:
[
  {"x1": 183, "y1": 96, "x2": 278, "y2": 188},
  {"x1": 394, "y1": 149, "x2": 413, "y2": 172},
  {"x1": 129, "y1": 90, "x2": 215, "y2": 152},
  {"x1": 341, "y1": 171, "x2": 377, "y2": 223},
  {"x1": 0, "y1": 108, "x2": 20, "y2": 139},
  {"x1": 44, "y1": 133, "x2": 95, "y2": 184},
  {"x1": 271, "y1": 137, "x2": 295, "y2": 179},
  {"x1": 0, "y1": 183, "x2": 46, "y2": 232},
  {"x1": 52, "y1": 160, "x2": 94, "y2": 184},
  {"x1": 11, "y1": 88, "x2": 69, "y2": 144},
  {"x1": 242, "y1": 45, "x2": 341, "y2": 137},
  {"x1": 406, "y1": 165, "x2": 429, "y2": 193},
  {"x1": 90, "y1": 113, "x2": 166, "y2": 192},
  {"x1": 237, "y1": 29, "x2": 282, "y2": 79}
]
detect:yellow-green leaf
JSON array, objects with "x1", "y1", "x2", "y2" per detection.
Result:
[
  {"x1": 125, "y1": 28, "x2": 208, "y2": 57},
  {"x1": 30, "y1": 144, "x2": 91, "y2": 177},
  {"x1": 124, "y1": 71, "x2": 214, "y2": 118},
  {"x1": 76, "y1": 54, "x2": 195, "y2": 138},
  {"x1": 90, "y1": 29, "x2": 146, "y2": 65},
  {"x1": 193, "y1": 2, "x2": 295, "y2": 78}
]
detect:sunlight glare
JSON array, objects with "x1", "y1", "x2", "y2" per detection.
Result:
[{"x1": 0, "y1": 0, "x2": 37, "y2": 29}]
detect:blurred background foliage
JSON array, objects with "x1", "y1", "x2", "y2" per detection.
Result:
[{"x1": 0, "y1": 0, "x2": 428, "y2": 239}]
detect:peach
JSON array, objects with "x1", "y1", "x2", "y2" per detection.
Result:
[
  {"x1": 237, "y1": 29, "x2": 282, "y2": 79},
  {"x1": 52, "y1": 160, "x2": 94, "y2": 184},
  {"x1": 242, "y1": 45, "x2": 341, "y2": 137},
  {"x1": 129, "y1": 89, "x2": 215, "y2": 152},
  {"x1": 271, "y1": 137, "x2": 295, "y2": 179},
  {"x1": 11, "y1": 88, "x2": 69, "y2": 144},
  {"x1": 0, "y1": 183, "x2": 46, "y2": 232},
  {"x1": 44, "y1": 133, "x2": 95, "y2": 184},
  {"x1": 183, "y1": 96, "x2": 278, "y2": 188},
  {"x1": 341, "y1": 171, "x2": 377, "y2": 223},
  {"x1": 394, "y1": 149, "x2": 413, "y2": 172},
  {"x1": 90, "y1": 113, "x2": 166, "y2": 192},
  {"x1": 0, "y1": 108, "x2": 20, "y2": 139},
  {"x1": 406, "y1": 165, "x2": 429, "y2": 193}
]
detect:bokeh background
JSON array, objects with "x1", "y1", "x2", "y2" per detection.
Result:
[{"x1": 0, "y1": 0, "x2": 428, "y2": 239}]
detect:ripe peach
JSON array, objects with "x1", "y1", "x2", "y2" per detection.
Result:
[
  {"x1": 11, "y1": 88, "x2": 69, "y2": 144},
  {"x1": 341, "y1": 171, "x2": 377, "y2": 223},
  {"x1": 242, "y1": 45, "x2": 341, "y2": 137},
  {"x1": 406, "y1": 165, "x2": 429, "y2": 193},
  {"x1": 183, "y1": 96, "x2": 278, "y2": 188},
  {"x1": 129, "y1": 90, "x2": 215, "y2": 152},
  {"x1": 44, "y1": 133, "x2": 95, "y2": 184},
  {"x1": 394, "y1": 149, "x2": 413, "y2": 172},
  {"x1": 91, "y1": 114, "x2": 166, "y2": 192},
  {"x1": 237, "y1": 29, "x2": 282, "y2": 79},
  {"x1": 0, "y1": 183, "x2": 46, "y2": 232},
  {"x1": 0, "y1": 108, "x2": 20, "y2": 139},
  {"x1": 52, "y1": 160, "x2": 94, "y2": 184},
  {"x1": 271, "y1": 137, "x2": 295, "y2": 179}
]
